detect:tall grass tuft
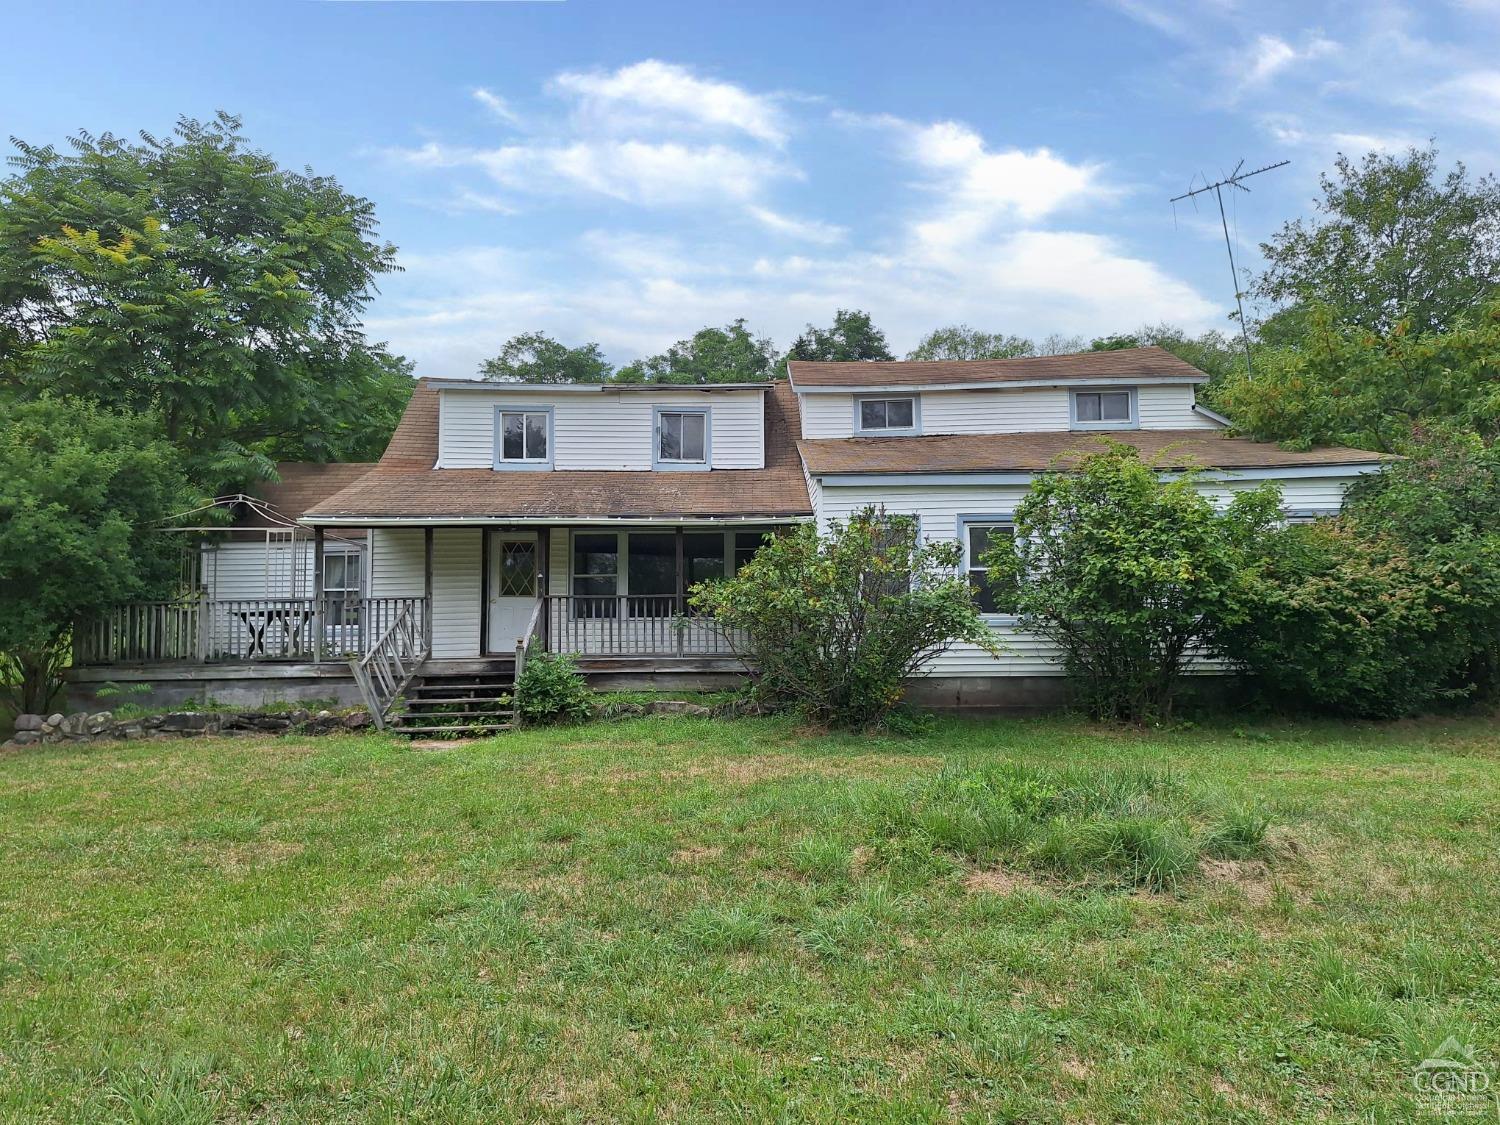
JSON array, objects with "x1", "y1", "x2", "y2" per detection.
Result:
[{"x1": 867, "y1": 761, "x2": 1270, "y2": 891}]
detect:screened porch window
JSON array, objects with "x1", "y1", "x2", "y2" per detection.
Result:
[
  {"x1": 627, "y1": 533, "x2": 676, "y2": 616},
  {"x1": 572, "y1": 532, "x2": 618, "y2": 617}
]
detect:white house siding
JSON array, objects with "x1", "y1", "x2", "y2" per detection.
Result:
[
  {"x1": 813, "y1": 473, "x2": 1361, "y2": 678},
  {"x1": 797, "y1": 383, "x2": 1214, "y2": 439},
  {"x1": 369, "y1": 528, "x2": 482, "y2": 659},
  {"x1": 436, "y1": 387, "x2": 765, "y2": 471}
]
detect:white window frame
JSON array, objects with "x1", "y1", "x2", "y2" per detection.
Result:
[
  {"x1": 957, "y1": 515, "x2": 1016, "y2": 620},
  {"x1": 853, "y1": 394, "x2": 921, "y2": 435},
  {"x1": 1070, "y1": 388, "x2": 1138, "y2": 430},
  {"x1": 653, "y1": 407, "x2": 711, "y2": 470},
  {"x1": 493, "y1": 405, "x2": 554, "y2": 470}
]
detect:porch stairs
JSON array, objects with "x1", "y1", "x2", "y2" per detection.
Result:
[{"x1": 391, "y1": 665, "x2": 516, "y2": 738}]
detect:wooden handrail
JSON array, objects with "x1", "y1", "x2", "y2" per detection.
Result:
[
  {"x1": 349, "y1": 603, "x2": 430, "y2": 730},
  {"x1": 512, "y1": 597, "x2": 547, "y2": 728}
]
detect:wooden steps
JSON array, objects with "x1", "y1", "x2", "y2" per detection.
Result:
[{"x1": 393, "y1": 668, "x2": 515, "y2": 739}]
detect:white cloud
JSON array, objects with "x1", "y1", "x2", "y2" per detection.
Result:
[
  {"x1": 476, "y1": 140, "x2": 790, "y2": 206},
  {"x1": 551, "y1": 59, "x2": 788, "y2": 145},
  {"x1": 472, "y1": 87, "x2": 520, "y2": 126},
  {"x1": 746, "y1": 206, "x2": 846, "y2": 244}
]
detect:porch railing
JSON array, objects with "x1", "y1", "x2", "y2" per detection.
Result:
[
  {"x1": 73, "y1": 597, "x2": 429, "y2": 666},
  {"x1": 542, "y1": 594, "x2": 744, "y2": 657},
  {"x1": 349, "y1": 603, "x2": 429, "y2": 730}
]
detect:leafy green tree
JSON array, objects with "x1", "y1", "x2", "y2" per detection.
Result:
[
  {"x1": 692, "y1": 510, "x2": 994, "y2": 728},
  {"x1": 983, "y1": 443, "x2": 1281, "y2": 722},
  {"x1": 0, "y1": 398, "x2": 192, "y2": 713},
  {"x1": 1254, "y1": 145, "x2": 1500, "y2": 339},
  {"x1": 615, "y1": 318, "x2": 778, "y2": 384},
  {"x1": 479, "y1": 332, "x2": 613, "y2": 383},
  {"x1": 0, "y1": 113, "x2": 412, "y2": 486},
  {"x1": 1088, "y1": 324, "x2": 1244, "y2": 383},
  {"x1": 907, "y1": 325, "x2": 1034, "y2": 361},
  {"x1": 787, "y1": 309, "x2": 893, "y2": 362},
  {"x1": 1215, "y1": 297, "x2": 1500, "y2": 451}
]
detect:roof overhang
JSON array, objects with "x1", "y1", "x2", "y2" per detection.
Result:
[
  {"x1": 811, "y1": 463, "x2": 1388, "y2": 487},
  {"x1": 424, "y1": 379, "x2": 772, "y2": 394},
  {"x1": 299, "y1": 514, "x2": 810, "y2": 528},
  {"x1": 789, "y1": 375, "x2": 1207, "y2": 394}
]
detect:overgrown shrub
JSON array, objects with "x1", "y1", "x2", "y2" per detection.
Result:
[
  {"x1": 514, "y1": 653, "x2": 592, "y2": 725},
  {"x1": 690, "y1": 507, "x2": 995, "y2": 729},
  {"x1": 983, "y1": 442, "x2": 1282, "y2": 723},
  {"x1": 1219, "y1": 519, "x2": 1486, "y2": 717}
]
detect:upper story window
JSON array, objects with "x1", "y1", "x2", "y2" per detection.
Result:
[
  {"x1": 494, "y1": 406, "x2": 552, "y2": 470},
  {"x1": 1071, "y1": 389, "x2": 1136, "y2": 429},
  {"x1": 655, "y1": 408, "x2": 709, "y2": 469},
  {"x1": 855, "y1": 395, "x2": 919, "y2": 434}
]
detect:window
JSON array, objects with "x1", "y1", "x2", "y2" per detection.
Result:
[
  {"x1": 734, "y1": 530, "x2": 772, "y2": 573},
  {"x1": 495, "y1": 408, "x2": 551, "y2": 467},
  {"x1": 856, "y1": 396, "x2": 917, "y2": 433},
  {"x1": 656, "y1": 410, "x2": 708, "y2": 467},
  {"x1": 1072, "y1": 389, "x2": 1135, "y2": 428},
  {"x1": 963, "y1": 521, "x2": 1013, "y2": 614},
  {"x1": 627, "y1": 533, "x2": 676, "y2": 616},
  {"x1": 572, "y1": 532, "x2": 618, "y2": 617},
  {"x1": 497, "y1": 540, "x2": 537, "y2": 597},
  {"x1": 685, "y1": 533, "x2": 726, "y2": 588},
  {"x1": 322, "y1": 552, "x2": 362, "y2": 624}
]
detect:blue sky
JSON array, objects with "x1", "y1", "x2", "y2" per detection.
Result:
[{"x1": 5, "y1": 0, "x2": 1499, "y2": 376}]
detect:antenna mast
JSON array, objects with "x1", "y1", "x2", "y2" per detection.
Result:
[{"x1": 1171, "y1": 158, "x2": 1288, "y2": 375}]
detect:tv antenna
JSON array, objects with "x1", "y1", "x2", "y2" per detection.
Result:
[{"x1": 1171, "y1": 158, "x2": 1289, "y2": 375}]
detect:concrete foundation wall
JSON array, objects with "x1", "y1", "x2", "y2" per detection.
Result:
[{"x1": 65, "y1": 665, "x2": 364, "y2": 712}]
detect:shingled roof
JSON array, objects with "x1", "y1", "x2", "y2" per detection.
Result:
[
  {"x1": 798, "y1": 430, "x2": 1394, "y2": 476},
  {"x1": 302, "y1": 380, "x2": 813, "y2": 522},
  {"x1": 787, "y1": 346, "x2": 1210, "y2": 388},
  {"x1": 231, "y1": 462, "x2": 376, "y2": 537}
]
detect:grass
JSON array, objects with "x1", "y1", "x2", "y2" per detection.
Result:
[{"x1": 1, "y1": 714, "x2": 1498, "y2": 1121}]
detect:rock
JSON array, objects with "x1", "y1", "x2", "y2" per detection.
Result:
[
  {"x1": 646, "y1": 700, "x2": 712, "y2": 717},
  {"x1": 60, "y1": 712, "x2": 89, "y2": 736},
  {"x1": 159, "y1": 711, "x2": 209, "y2": 732},
  {"x1": 46, "y1": 713, "x2": 64, "y2": 727},
  {"x1": 13, "y1": 714, "x2": 43, "y2": 732},
  {"x1": 287, "y1": 709, "x2": 311, "y2": 725},
  {"x1": 86, "y1": 711, "x2": 114, "y2": 735},
  {"x1": 8, "y1": 730, "x2": 39, "y2": 747},
  {"x1": 341, "y1": 711, "x2": 373, "y2": 729},
  {"x1": 140, "y1": 715, "x2": 164, "y2": 730},
  {"x1": 116, "y1": 721, "x2": 144, "y2": 740},
  {"x1": 315, "y1": 710, "x2": 333, "y2": 721}
]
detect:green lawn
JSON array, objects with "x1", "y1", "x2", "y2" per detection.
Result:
[{"x1": 2, "y1": 715, "x2": 1497, "y2": 1122}]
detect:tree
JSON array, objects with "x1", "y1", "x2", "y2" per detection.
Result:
[
  {"x1": 1254, "y1": 145, "x2": 1500, "y2": 339},
  {"x1": 691, "y1": 510, "x2": 995, "y2": 728},
  {"x1": 1036, "y1": 333, "x2": 1086, "y2": 356},
  {"x1": 1088, "y1": 324, "x2": 1244, "y2": 383},
  {"x1": 983, "y1": 443, "x2": 1281, "y2": 722},
  {"x1": 907, "y1": 325, "x2": 1034, "y2": 361},
  {"x1": 479, "y1": 332, "x2": 613, "y2": 383},
  {"x1": 0, "y1": 398, "x2": 192, "y2": 713},
  {"x1": 787, "y1": 309, "x2": 893, "y2": 361},
  {"x1": 0, "y1": 113, "x2": 412, "y2": 488},
  {"x1": 615, "y1": 318, "x2": 778, "y2": 384},
  {"x1": 1214, "y1": 297, "x2": 1500, "y2": 451}
]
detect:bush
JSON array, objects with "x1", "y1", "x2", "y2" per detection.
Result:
[
  {"x1": 691, "y1": 507, "x2": 995, "y2": 729},
  {"x1": 514, "y1": 653, "x2": 592, "y2": 725},
  {"x1": 983, "y1": 442, "x2": 1282, "y2": 723},
  {"x1": 1219, "y1": 518, "x2": 1486, "y2": 717}
]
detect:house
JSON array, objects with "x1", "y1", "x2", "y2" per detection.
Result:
[{"x1": 66, "y1": 347, "x2": 1390, "y2": 718}]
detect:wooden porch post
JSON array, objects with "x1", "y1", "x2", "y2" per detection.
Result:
[
  {"x1": 312, "y1": 526, "x2": 325, "y2": 663},
  {"x1": 424, "y1": 527, "x2": 435, "y2": 651},
  {"x1": 538, "y1": 527, "x2": 550, "y2": 652},
  {"x1": 479, "y1": 526, "x2": 491, "y2": 657},
  {"x1": 674, "y1": 526, "x2": 686, "y2": 656}
]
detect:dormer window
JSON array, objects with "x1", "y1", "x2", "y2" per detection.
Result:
[
  {"x1": 493, "y1": 406, "x2": 553, "y2": 470},
  {"x1": 1071, "y1": 389, "x2": 1136, "y2": 429},
  {"x1": 654, "y1": 408, "x2": 709, "y2": 470},
  {"x1": 855, "y1": 395, "x2": 919, "y2": 434}
]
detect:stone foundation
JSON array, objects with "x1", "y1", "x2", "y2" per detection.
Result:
[{"x1": 3, "y1": 707, "x2": 374, "y2": 751}]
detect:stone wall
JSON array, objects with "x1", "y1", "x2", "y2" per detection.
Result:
[{"x1": 3, "y1": 707, "x2": 373, "y2": 751}]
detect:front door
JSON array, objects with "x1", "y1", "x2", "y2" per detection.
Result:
[{"x1": 488, "y1": 532, "x2": 539, "y2": 652}]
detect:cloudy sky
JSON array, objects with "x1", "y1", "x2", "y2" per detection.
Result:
[{"x1": 5, "y1": 0, "x2": 1500, "y2": 376}]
